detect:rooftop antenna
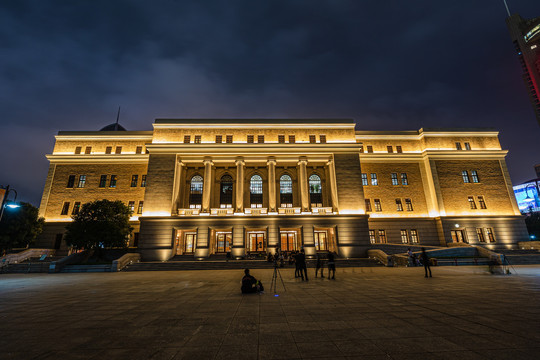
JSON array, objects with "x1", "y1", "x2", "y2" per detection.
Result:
[
  {"x1": 503, "y1": 0, "x2": 511, "y2": 17},
  {"x1": 115, "y1": 106, "x2": 121, "y2": 131}
]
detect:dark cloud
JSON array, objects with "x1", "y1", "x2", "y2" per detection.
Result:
[{"x1": 1, "y1": 0, "x2": 540, "y2": 205}]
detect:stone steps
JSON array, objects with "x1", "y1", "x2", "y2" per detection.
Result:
[
  {"x1": 502, "y1": 255, "x2": 540, "y2": 265},
  {"x1": 61, "y1": 264, "x2": 113, "y2": 273},
  {"x1": 2, "y1": 262, "x2": 51, "y2": 273}
]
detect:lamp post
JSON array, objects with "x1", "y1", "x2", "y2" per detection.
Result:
[{"x1": 0, "y1": 185, "x2": 19, "y2": 223}]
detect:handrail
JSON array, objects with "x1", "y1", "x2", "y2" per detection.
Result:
[
  {"x1": 367, "y1": 249, "x2": 393, "y2": 267},
  {"x1": 112, "y1": 253, "x2": 141, "y2": 271},
  {"x1": 49, "y1": 250, "x2": 87, "y2": 273},
  {"x1": 0, "y1": 248, "x2": 55, "y2": 268}
]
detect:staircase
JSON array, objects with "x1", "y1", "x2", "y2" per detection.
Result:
[
  {"x1": 61, "y1": 264, "x2": 113, "y2": 273},
  {"x1": 1, "y1": 256, "x2": 65, "y2": 274},
  {"x1": 496, "y1": 249, "x2": 540, "y2": 265}
]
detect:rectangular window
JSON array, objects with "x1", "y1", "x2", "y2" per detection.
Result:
[
  {"x1": 367, "y1": 145, "x2": 373, "y2": 153},
  {"x1": 410, "y1": 229, "x2": 419, "y2": 244},
  {"x1": 396, "y1": 199, "x2": 403, "y2": 211},
  {"x1": 128, "y1": 201, "x2": 135, "y2": 213},
  {"x1": 387, "y1": 146, "x2": 393, "y2": 153},
  {"x1": 478, "y1": 196, "x2": 487, "y2": 209},
  {"x1": 456, "y1": 142, "x2": 462, "y2": 150},
  {"x1": 471, "y1": 170, "x2": 479, "y2": 183},
  {"x1": 405, "y1": 198, "x2": 413, "y2": 211},
  {"x1": 396, "y1": 146, "x2": 402, "y2": 153},
  {"x1": 378, "y1": 230, "x2": 387, "y2": 243},
  {"x1": 369, "y1": 230, "x2": 376, "y2": 244},
  {"x1": 184, "y1": 135, "x2": 191, "y2": 143},
  {"x1": 289, "y1": 135, "x2": 295, "y2": 143},
  {"x1": 401, "y1": 173, "x2": 408, "y2": 185},
  {"x1": 141, "y1": 175, "x2": 147, "y2": 187},
  {"x1": 361, "y1": 173, "x2": 368, "y2": 186},
  {"x1": 309, "y1": 135, "x2": 316, "y2": 143},
  {"x1": 365, "y1": 199, "x2": 372, "y2": 212},
  {"x1": 391, "y1": 173, "x2": 398, "y2": 185},
  {"x1": 77, "y1": 175, "x2": 86, "y2": 188},
  {"x1": 85, "y1": 146, "x2": 92, "y2": 154},
  {"x1": 370, "y1": 173, "x2": 378, "y2": 186},
  {"x1": 464, "y1": 142, "x2": 471, "y2": 150},
  {"x1": 462, "y1": 170, "x2": 470, "y2": 183},
  {"x1": 67, "y1": 175, "x2": 76, "y2": 188},
  {"x1": 359, "y1": 145, "x2": 364, "y2": 153},
  {"x1": 72, "y1": 202, "x2": 81, "y2": 215},
  {"x1": 194, "y1": 135, "x2": 201, "y2": 144},
  {"x1": 374, "y1": 199, "x2": 382, "y2": 212},
  {"x1": 137, "y1": 201, "x2": 144, "y2": 214},
  {"x1": 226, "y1": 135, "x2": 233, "y2": 143},
  {"x1": 115, "y1": 146, "x2": 122, "y2": 154},
  {"x1": 61, "y1": 202, "x2": 70, "y2": 215},
  {"x1": 215, "y1": 135, "x2": 222, "y2": 143},
  {"x1": 278, "y1": 135, "x2": 285, "y2": 143},
  {"x1": 110, "y1": 175, "x2": 117, "y2": 188},
  {"x1": 319, "y1": 135, "x2": 326, "y2": 143},
  {"x1": 257, "y1": 135, "x2": 264, "y2": 143},
  {"x1": 468, "y1": 196, "x2": 477, "y2": 209},
  {"x1": 400, "y1": 230, "x2": 408, "y2": 244},
  {"x1": 75, "y1": 146, "x2": 82, "y2": 154},
  {"x1": 105, "y1": 146, "x2": 112, "y2": 154},
  {"x1": 247, "y1": 135, "x2": 254, "y2": 143},
  {"x1": 131, "y1": 175, "x2": 138, "y2": 187},
  {"x1": 136, "y1": 146, "x2": 143, "y2": 154},
  {"x1": 476, "y1": 228, "x2": 485, "y2": 242},
  {"x1": 485, "y1": 228, "x2": 495, "y2": 242},
  {"x1": 99, "y1": 175, "x2": 107, "y2": 188}
]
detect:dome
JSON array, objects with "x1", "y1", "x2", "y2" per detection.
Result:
[{"x1": 100, "y1": 123, "x2": 127, "y2": 131}]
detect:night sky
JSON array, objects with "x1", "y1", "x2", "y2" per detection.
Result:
[{"x1": 2, "y1": 1, "x2": 540, "y2": 206}]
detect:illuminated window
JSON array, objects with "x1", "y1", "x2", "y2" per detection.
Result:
[
  {"x1": 410, "y1": 229, "x2": 419, "y2": 244},
  {"x1": 361, "y1": 173, "x2": 368, "y2": 186},
  {"x1": 137, "y1": 201, "x2": 144, "y2": 214},
  {"x1": 370, "y1": 173, "x2": 378, "y2": 186},
  {"x1": 184, "y1": 135, "x2": 191, "y2": 143},
  {"x1": 468, "y1": 196, "x2": 477, "y2": 209},
  {"x1": 396, "y1": 199, "x2": 403, "y2": 211},
  {"x1": 77, "y1": 175, "x2": 86, "y2": 188},
  {"x1": 309, "y1": 135, "x2": 316, "y2": 143},
  {"x1": 387, "y1": 146, "x2": 393, "y2": 153},
  {"x1": 374, "y1": 199, "x2": 382, "y2": 212},
  {"x1": 220, "y1": 175, "x2": 233, "y2": 208},
  {"x1": 476, "y1": 228, "x2": 485, "y2": 242},
  {"x1": 75, "y1": 146, "x2": 82, "y2": 154},
  {"x1": 400, "y1": 230, "x2": 408, "y2": 243},
  {"x1": 314, "y1": 230, "x2": 328, "y2": 251},
  {"x1": 396, "y1": 146, "x2": 402, "y2": 153},
  {"x1": 109, "y1": 175, "x2": 117, "y2": 188},
  {"x1": 462, "y1": 171, "x2": 470, "y2": 183},
  {"x1": 309, "y1": 174, "x2": 322, "y2": 207},
  {"x1": 189, "y1": 175, "x2": 203, "y2": 209},
  {"x1": 250, "y1": 175, "x2": 263, "y2": 207},
  {"x1": 72, "y1": 202, "x2": 81, "y2": 215},
  {"x1": 247, "y1": 135, "x2": 254, "y2": 143},
  {"x1": 278, "y1": 135, "x2": 285, "y2": 143},
  {"x1": 105, "y1": 146, "x2": 112, "y2": 154},
  {"x1": 99, "y1": 175, "x2": 107, "y2": 188},
  {"x1": 279, "y1": 174, "x2": 293, "y2": 207},
  {"x1": 485, "y1": 228, "x2": 495, "y2": 242},
  {"x1": 320, "y1": 135, "x2": 326, "y2": 143},
  {"x1": 378, "y1": 230, "x2": 387, "y2": 243},
  {"x1": 85, "y1": 146, "x2": 92, "y2": 154},
  {"x1": 226, "y1": 135, "x2": 233, "y2": 143},
  {"x1": 464, "y1": 142, "x2": 471, "y2": 150},
  {"x1": 257, "y1": 135, "x2": 264, "y2": 143},
  {"x1": 67, "y1": 175, "x2": 75, "y2": 188},
  {"x1": 215, "y1": 135, "x2": 222, "y2": 143},
  {"x1": 405, "y1": 198, "x2": 413, "y2": 211},
  {"x1": 478, "y1": 196, "x2": 487, "y2": 209},
  {"x1": 141, "y1": 175, "x2": 147, "y2": 187},
  {"x1": 369, "y1": 230, "x2": 376, "y2": 244},
  {"x1": 131, "y1": 175, "x2": 138, "y2": 187},
  {"x1": 365, "y1": 199, "x2": 372, "y2": 212},
  {"x1": 471, "y1": 170, "x2": 479, "y2": 183},
  {"x1": 136, "y1": 146, "x2": 143, "y2": 154},
  {"x1": 128, "y1": 201, "x2": 135, "y2": 213},
  {"x1": 367, "y1": 145, "x2": 373, "y2": 153},
  {"x1": 194, "y1": 135, "x2": 201, "y2": 144},
  {"x1": 288, "y1": 135, "x2": 295, "y2": 143},
  {"x1": 61, "y1": 202, "x2": 70, "y2": 215},
  {"x1": 401, "y1": 173, "x2": 408, "y2": 185},
  {"x1": 391, "y1": 173, "x2": 398, "y2": 185},
  {"x1": 115, "y1": 146, "x2": 122, "y2": 154},
  {"x1": 455, "y1": 142, "x2": 462, "y2": 150}
]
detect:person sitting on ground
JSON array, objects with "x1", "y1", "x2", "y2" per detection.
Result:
[{"x1": 241, "y1": 268, "x2": 264, "y2": 294}]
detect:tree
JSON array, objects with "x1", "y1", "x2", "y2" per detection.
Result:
[
  {"x1": 64, "y1": 200, "x2": 133, "y2": 253},
  {"x1": 0, "y1": 202, "x2": 45, "y2": 254}
]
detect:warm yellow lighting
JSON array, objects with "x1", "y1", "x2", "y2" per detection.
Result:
[
  {"x1": 339, "y1": 209, "x2": 365, "y2": 215},
  {"x1": 141, "y1": 211, "x2": 171, "y2": 217}
]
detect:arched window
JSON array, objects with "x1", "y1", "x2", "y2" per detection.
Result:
[
  {"x1": 189, "y1": 175, "x2": 203, "y2": 209},
  {"x1": 250, "y1": 174, "x2": 263, "y2": 208},
  {"x1": 280, "y1": 174, "x2": 293, "y2": 207},
  {"x1": 220, "y1": 174, "x2": 233, "y2": 208},
  {"x1": 309, "y1": 174, "x2": 322, "y2": 207}
]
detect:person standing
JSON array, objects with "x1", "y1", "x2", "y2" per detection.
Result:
[
  {"x1": 421, "y1": 247, "x2": 432, "y2": 278},
  {"x1": 407, "y1": 248, "x2": 416, "y2": 267},
  {"x1": 327, "y1": 251, "x2": 336, "y2": 279},
  {"x1": 296, "y1": 248, "x2": 308, "y2": 281},
  {"x1": 315, "y1": 253, "x2": 325, "y2": 278}
]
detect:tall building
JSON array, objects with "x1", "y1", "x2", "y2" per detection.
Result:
[
  {"x1": 36, "y1": 119, "x2": 528, "y2": 260},
  {"x1": 506, "y1": 13, "x2": 540, "y2": 124}
]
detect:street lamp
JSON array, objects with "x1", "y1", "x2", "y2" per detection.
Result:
[{"x1": 0, "y1": 185, "x2": 19, "y2": 222}]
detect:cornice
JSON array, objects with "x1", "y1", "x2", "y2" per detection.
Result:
[
  {"x1": 359, "y1": 150, "x2": 508, "y2": 162},
  {"x1": 45, "y1": 154, "x2": 149, "y2": 164}
]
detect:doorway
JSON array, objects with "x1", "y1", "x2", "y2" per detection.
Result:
[
  {"x1": 451, "y1": 230, "x2": 467, "y2": 243},
  {"x1": 280, "y1": 230, "x2": 298, "y2": 252},
  {"x1": 314, "y1": 230, "x2": 328, "y2": 251},
  {"x1": 215, "y1": 231, "x2": 232, "y2": 253},
  {"x1": 174, "y1": 229, "x2": 197, "y2": 255},
  {"x1": 247, "y1": 231, "x2": 266, "y2": 252}
]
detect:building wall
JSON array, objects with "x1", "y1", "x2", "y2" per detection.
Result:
[
  {"x1": 143, "y1": 154, "x2": 177, "y2": 215},
  {"x1": 334, "y1": 153, "x2": 365, "y2": 213},
  {"x1": 368, "y1": 218, "x2": 441, "y2": 246}
]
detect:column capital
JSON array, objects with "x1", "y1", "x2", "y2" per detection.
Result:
[
  {"x1": 267, "y1": 157, "x2": 277, "y2": 165},
  {"x1": 235, "y1": 158, "x2": 245, "y2": 166},
  {"x1": 326, "y1": 158, "x2": 334, "y2": 166},
  {"x1": 297, "y1": 157, "x2": 308, "y2": 166},
  {"x1": 177, "y1": 159, "x2": 185, "y2": 166},
  {"x1": 203, "y1": 158, "x2": 213, "y2": 166}
]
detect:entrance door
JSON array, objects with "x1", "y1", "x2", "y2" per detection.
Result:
[
  {"x1": 451, "y1": 230, "x2": 466, "y2": 243},
  {"x1": 280, "y1": 231, "x2": 297, "y2": 252},
  {"x1": 314, "y1": 231, "x2": 328, "y2": 251},
  {"x1": 248, "y1": 232, "x2": 265, "y2": 252},
  {"x1": 216, "y1": 232, "x2": 232, "y2": 253},
  {"x1": 184, "y1": 232, "x2": 197, "y2": 253}
]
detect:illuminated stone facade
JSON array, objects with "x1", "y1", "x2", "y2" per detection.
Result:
[{"x1": 36, "y1": 119, "x2": 528, "y2": 260}]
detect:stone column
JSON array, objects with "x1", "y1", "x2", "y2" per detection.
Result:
[
  {"x1": 235, "y1": 158, "x2": 245, "y2": 212},
  {"x1": 202, "y1": 158, "x2": 213, "y2": 212},
  {"x1": 298, "y1": 158, "x2": 309, "y2": 211},
  {"x1": 267, "y1": 158, "x2": 277, "y2": 212},
  {"x1": 327, "y1": 158, "x2": 339, "y2": 212},
  {"x1": 172, "y1": 160, "x2": 185, "y2": 214}
]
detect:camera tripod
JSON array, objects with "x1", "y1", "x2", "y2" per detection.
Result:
[{"x1": 270, "y1": 260, "x2": 286, "y2": 294}]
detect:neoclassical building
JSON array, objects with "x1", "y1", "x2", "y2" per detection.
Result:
[{"x1": 36, "y1": 119, "x2": 528, "y2": 260}]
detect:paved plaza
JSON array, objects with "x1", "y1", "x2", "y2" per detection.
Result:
[{"x1": 1, "y1": 266, "x2": 540, "y2": 360}]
